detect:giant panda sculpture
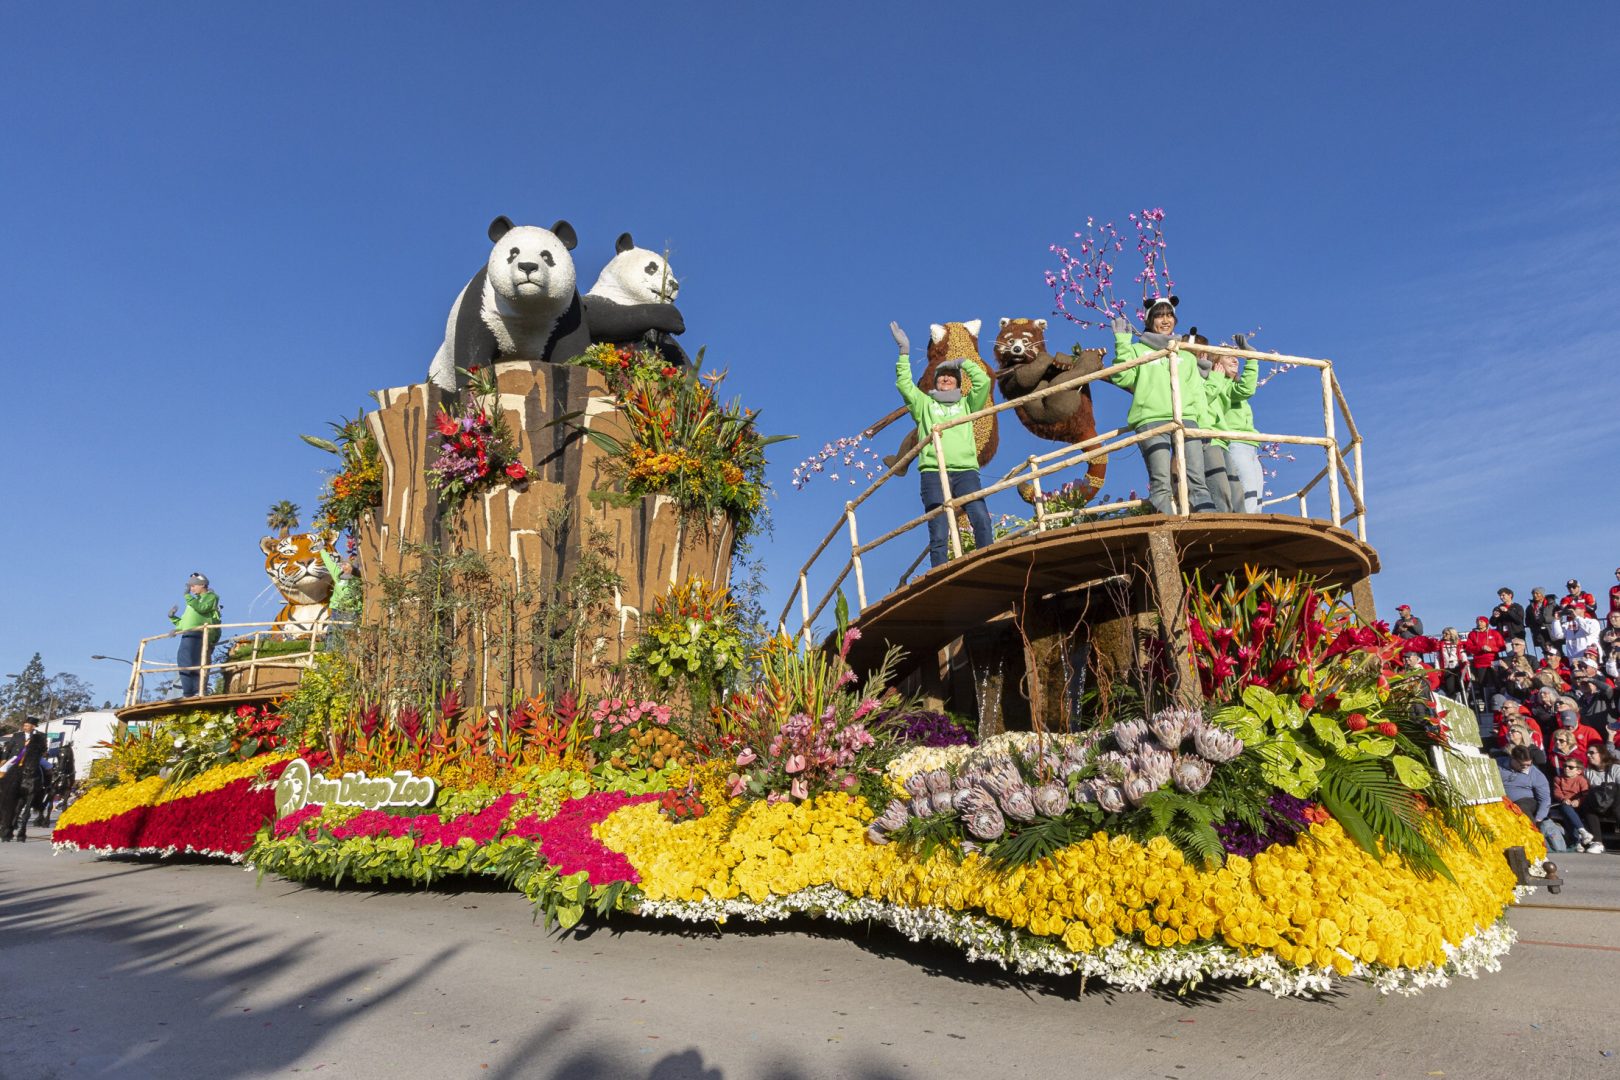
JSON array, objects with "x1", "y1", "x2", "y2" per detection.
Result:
[
  {"x1": 426, "y1": 216, "x2": 592, "y2": 392},
  {"x1": 584, "y1": 232, "x2": 688, "y2": 366}
]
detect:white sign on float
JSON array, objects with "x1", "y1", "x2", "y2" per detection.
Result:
[
  {"x1": 273, "y1": 758, "x2": 437, "y2": 818},
  {"x1": 1428, "y1": 695, "x2": 1507, "y2": 805}
]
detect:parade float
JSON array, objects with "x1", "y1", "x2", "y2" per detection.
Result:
[{"x1": 60, "y1": 211, "x2": 1544, "y2": 998}]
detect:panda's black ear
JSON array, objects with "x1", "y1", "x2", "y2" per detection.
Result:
[
  {"x1": 616, "y1": 232, "x2": 635, "y2": 254},
  {"x1": 551, "y1": 220, "x2": 578, "y2": 251},
  {"x1": 488, "y1": 215, "x2": 516, "y2": 243}
]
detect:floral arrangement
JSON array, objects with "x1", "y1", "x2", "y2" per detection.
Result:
[
  {"x1": 1046, "y1": 208, "x2": 1178, "y2": 331},
  {"x1": 426, "y1": 366, "x2": 527, "y2": 508},
  {"x1": 572, "y1": 345, "x2": 786, "y2": 539},
  {"x1": 876, "y1": 710, "x2": 977, "y2": 749},
  {"x1": 627, "y1": 576, "x2": 744, "y2": 713},
  {"x1": 55, "y1": 755, "x2": 291, "y2": 859},
  {"x1": 302, "y1": 412, "x2": 384, "y2": 532}
]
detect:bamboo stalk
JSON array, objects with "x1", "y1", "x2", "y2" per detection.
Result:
[{"x1": 1320, "y1": 366, "x2": 1341, "y2": 527}]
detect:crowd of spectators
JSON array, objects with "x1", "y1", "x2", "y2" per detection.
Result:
[{"x1": 1392, "y1": 571, "x2": 1620, "y2": 854}]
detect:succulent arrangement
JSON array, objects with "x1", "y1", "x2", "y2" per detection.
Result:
[{"x1": 867, "y1": 706, "x2": 1251, "y2": 866}]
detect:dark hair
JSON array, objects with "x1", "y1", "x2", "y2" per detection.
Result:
[
  {"x1": 1510, "y1": 746, "x2": 1535, "y2": 764},
  {"x1": 1588, "y1": 743, "x2": 1617, "y2": 766},
  {"x1": 1498, "y1": 587, "x2": 1514, "y2": 597}
]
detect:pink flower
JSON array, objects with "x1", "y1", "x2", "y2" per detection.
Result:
[
  {"x1": 735, "y1": 747, "x2": 757, "y2": 767},
  {"x1": 784, "y1": 754, "x2": 807, "y2": 775},
  {"x1": 790, "y1": 778, "x2": 809, "y2": 801},
  {"x1": 726, "y1": 774, "x2": 747, "y2": 798}
]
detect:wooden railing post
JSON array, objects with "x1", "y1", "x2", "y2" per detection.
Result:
[
  {"x1": 845, "y1": 504, "x2": 867, "y2": 612},
  {"x1": 1320, "y1": 366, "x2": 1340, "y2": 527}
]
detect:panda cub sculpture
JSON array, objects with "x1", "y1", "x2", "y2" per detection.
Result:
[
  {"x1": 584, "y1": 232, "x2": 688, "y2": 366},
  {"x1": 426, "y1": 216, "x2": 592, "y2": 392}
]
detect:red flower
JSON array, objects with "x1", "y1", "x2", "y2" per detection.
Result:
[
  {"x1": 435, "y1": 411, "x2": 459, "y2": 437},
  {"x1": 505, "y1": 461, "x2": 527, "y2": 480},
  {"x1": 1345, "y1": 713, "x2": 1369, "y2": 731},
  {"x1": 1300, "y1": 693, "x2": 1316, "y2": 710},
  {"x1": 1378, "y1": 721, "x2": 1399, "y2": 738}
]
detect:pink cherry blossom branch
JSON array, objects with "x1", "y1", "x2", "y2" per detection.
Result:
[
  {"x1": 1046, "y1": 217, "x2": 1133, "y2": 331},
  {"x1": 792, "y1": 433, "x2": 884, "y2": 492}
]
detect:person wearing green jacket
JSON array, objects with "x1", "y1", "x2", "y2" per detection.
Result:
[
  {"x1": 318, "y1": 547, "x2": 362, "y2": 626},
  {"x1": 169, "y1": 572, "x2": 222, "y2": 697},
  {"x1": 1208, "y1": 341, "x2": 1261, "y2": 512},
  {"x1": 1107, "y1": 298, "x2": 1216, "y2": 514},
  {"x1": 891, "y1": 320, "x2": 994, "y2": 567}
]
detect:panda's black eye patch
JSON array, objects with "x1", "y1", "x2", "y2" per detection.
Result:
[
  {"x1": 540, "y1": 251, "x2": 555, "y2": 267},
  {"x1": 645, "y1": 262, "x2": 659, "y2": 275},
  {"x1": 507, "y1": 248, "x2": 520, "y2": 263}
]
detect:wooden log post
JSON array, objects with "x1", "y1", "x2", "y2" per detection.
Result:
[
  {"x1": 361, "y1": 361, "x2": 736, "y2": 705},
  {"x1": 1146, "y1": 528, "x2": 1202, "y2": 709}
]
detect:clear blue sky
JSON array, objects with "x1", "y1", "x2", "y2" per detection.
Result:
[{"x1": 4, "y1": 3, "x2": 1617, "y2": 704}]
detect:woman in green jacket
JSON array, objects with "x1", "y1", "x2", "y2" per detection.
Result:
[
  {"x1": 1208, "y1": 347, "x2": 1261, "y2": 512},
  {"x1": 1107, "y1": 298, "x2": 1216, "y2": 514},
  {"x1": 891, "y1": 321, "x2": 993, "y2": 567}
]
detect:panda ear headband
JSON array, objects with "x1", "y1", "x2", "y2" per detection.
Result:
[
  {"x1": 1143, "y1": 295, "x2": 1179, "y2": 315},
  {"x1": 487, "y1": 214, "x2": 579, "y2": 251}
]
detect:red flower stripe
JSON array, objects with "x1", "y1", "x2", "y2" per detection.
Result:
[
  {"x1": 53, "y1": 761, "x2": 289, "y2": 857},
  {"x1": 508, "y1": 790, "x2": 659, "y2": 885}
]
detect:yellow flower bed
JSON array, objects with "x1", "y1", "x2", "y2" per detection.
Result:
[
  {"x1": 57, "y1": 754, "x2": 292, "y2": 829},
  {"x1": 596, "y1": 797, "x2": 1543, "y2": 974}
]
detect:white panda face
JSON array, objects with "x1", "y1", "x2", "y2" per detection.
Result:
[
  {"x1": 485, "y1": 225, "x2": 577, "y2": 309},
  {"x1": 589, "y1": 247, "x2": 679, "y2": 305}
]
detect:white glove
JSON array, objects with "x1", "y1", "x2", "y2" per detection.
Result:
[{"x1": 1110, "y1": 316, "x2": 1131, "y2": 335}]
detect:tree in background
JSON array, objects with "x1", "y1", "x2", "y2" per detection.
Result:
[
  {"x1": 266, "y1": 500, "x2": 301, "y2": 537},
  {"x1": 1, "y1": 653, "x2": 96, "y2": 730}
]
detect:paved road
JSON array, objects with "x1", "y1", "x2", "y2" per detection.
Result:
[{"x1": 1, "y1": 834, "x2": 1617, "y2": 1080}]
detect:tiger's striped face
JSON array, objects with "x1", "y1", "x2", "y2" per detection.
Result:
[{"x1": 260, "y1": 532, "x2": 336, "y2": 606}]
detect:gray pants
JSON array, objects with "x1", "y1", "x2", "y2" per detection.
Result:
[
  {"x1": 1136, "y1": 428, "x2": 1216, "y2": 514},
  {"x1": 1203, "y1": 443, "x2": 1233, "y2": 513},
  {"x1": 1225, "y1": 442, "x2": 1264, "y2": 513}
]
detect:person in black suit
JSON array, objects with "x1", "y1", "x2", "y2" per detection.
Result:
[{"x1": 1, "y1": 718, "x2": 47, "y2": 842}]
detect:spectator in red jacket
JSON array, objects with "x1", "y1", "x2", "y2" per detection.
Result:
[
  {"x1": 1563, "y1": 578, "x2": 1596, "y2": 614},
  {"x1": 1464, "y1": 616, "x2": 1506, "y2": 706},
  {"x1": 1609, "y1": 567, "x2": 1620, "y2": 617}
]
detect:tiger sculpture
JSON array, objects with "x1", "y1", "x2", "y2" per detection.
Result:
[
  {"x1": 865, "y1": 319, "x2": 1000, "y2": 477},
  {"x1": 260, "y1": 531, "x2": 338, "y2": 636}
]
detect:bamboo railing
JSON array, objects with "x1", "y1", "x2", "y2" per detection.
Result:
[
  {"x1": 122, "y1": 620, "x2": 334, "y2": 707},
  {"x1": 775, "y1": 343, "x2": 1366, "y2": 643}
]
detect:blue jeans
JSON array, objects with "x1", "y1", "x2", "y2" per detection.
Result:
[
  {"x1": 176, "y1": 631, "x2": 203, "y2": 697},
  {"x1": 1136, "y1": 428, "x2": 1216, "y2": 514},
  {"x1": 921, "y1": 469, "x2": 992, "y2": 568}
]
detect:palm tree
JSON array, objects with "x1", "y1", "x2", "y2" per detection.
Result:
[{"x1": 267, "y1": 500, "x2": 301, "y2": 537}]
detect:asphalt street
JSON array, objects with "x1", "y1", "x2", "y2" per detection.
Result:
[{"x1": 2, "y1": 830, "x2": 1617, "y2": 1080}]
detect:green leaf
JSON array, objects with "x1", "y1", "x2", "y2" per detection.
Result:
[
  {"x1": 1241, "y1": 684, "x2": 1280, "y2": 720},
  {"x1": 301, "y1": 434, "x2": 341, "y2": 453},
  {"x1": 1392, "y1": 755, "x2": 1432, "y2": 790},
  {"x1": 1358, "y1": 734, "x2": 1395, "y2": 758},
  {"x1": 556, "y1": 903, "x2": 585, "y2": 930},
  {"x1": 1309, "y1": 714, "x2": 1347, "y2": 750},
  {"x1": 578, "y1": 428, "x2": 625, "y2": 456}
]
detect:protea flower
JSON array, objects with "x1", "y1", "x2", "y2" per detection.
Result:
[
  {"x1": 1123, "y1": 775, "x2": 1157, "y2": 807},
  {"x1": 875, "y1": 800, "x2": 910, "y2": 831},
  {"x1": 1112, "y1": 718, "x2": 1148, "y2": 751},
  {"x1": 924, "y1": 768, "x2": 953, "y2": 795},
  {"x1": 1149, "y1": 707, "x2": 1200, "y2": 750},
  {"x1": 904, "y1": 773, "x2": 931, "y2": 798},
  {"x1": 910, "y1": 792, "x2": 936, "y2": 817},
  {"x1": 1193, "y1": 725, "x2": 1245, "y2": 763},
  {"x1": 1172, "y1": 755, "x2": 1215, "y2": 793},
  {"x1": 865, "y1": 826, "x2": 890, "y2": 845},
  {"x1": 998, "y1": 784, "x2": 1038, "y2": 822},
  {"x1": 1095, "y1": 784, "x2": 1127, "y2": 813},
  {"x1": 1135, "y1": 747, "x2": 1174, "y2": 788},
  {"x1": 964, "y1": 803, "x2": 1006, "y2": 841},
  {"x1": 1031, "y1": 782, "x2": 1070, "y2": 817}
]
